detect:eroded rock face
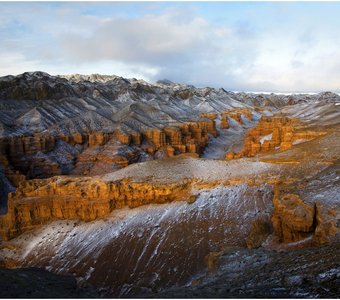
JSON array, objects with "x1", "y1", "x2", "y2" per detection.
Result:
[
  {"x1": 314, "y1": 202, "x2": 339, "y2": 245},
  {"x1": 272, "y1": 190, "x2": 316, "y2": 243},
  {"x1": 0, "y1": 175, "x2": 193, "y2": 240},
  {"x1": 0, "y1": 117, "x2": 218, "y2": 183},
  {"x1": 226, "y1": 116, "x2": 327, "y2": 159},
  {"x1": 220, "y1": 109, "x2": 253, "y2": 129},
  {"x1": 0, "y1": 134, "x2": 59, "y2": 185},
  {"x1": 141, "y1": 121, "x2": 218, "y2": 155},
  {"x1": 271, "y1": 165, "x2": 340, "y2": 246}
]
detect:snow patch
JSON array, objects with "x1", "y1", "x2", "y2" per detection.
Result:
[{"x1": 260, "y1": 134, "x2": 272, "y2": 145}]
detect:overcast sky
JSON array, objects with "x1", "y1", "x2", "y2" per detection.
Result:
[{"x1": 1, "y1": 1, "x2": 340, "y2": 92}]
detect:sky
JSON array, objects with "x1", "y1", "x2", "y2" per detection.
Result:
[{"x1": 1, "y1": 1, "x2": 340, "y2": 92}]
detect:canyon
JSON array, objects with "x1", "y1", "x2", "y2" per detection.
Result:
[{"x1": 0, "y1": 72, "x2": 339, "y2": 297}]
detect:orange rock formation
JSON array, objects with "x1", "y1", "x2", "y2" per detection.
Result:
[
  {"x1": 0, "y1": 118, "x2": 218, "y2": 183},
  {"x1": 226, "y1": 116, "x2": 327, "y2": 159},
  {"x1": 272, "y1": 191, "x2": 316, "y2": 243},
  {"x1": 0, "y1": 176, "x2": 193, "y2": 240},
  {"x1": 220, "y1": 109, "x2": 253, "y2": 129},
  {"x1": 272, "y1": 185, "x2": 339, "y2": 245}
]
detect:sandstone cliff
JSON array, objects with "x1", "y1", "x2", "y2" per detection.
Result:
[
  {"x1": 226, "y1": 115, "x2": 328, "y2": 159},
  {"x1": 220, "y1": 108, "x2": 253, "y2": 129},
  {"x1": 0, "y1": 117, "x2": 218, "y2": 182},
  {"x1": 0, "y1": 174, "x2": 193, "y2": 240},
  {"x1": 271, "y1": 164, "x2": 340, "y2": 245},
  {"x1": 272, "y1": 190, "x2": 316, "y2": 243}
]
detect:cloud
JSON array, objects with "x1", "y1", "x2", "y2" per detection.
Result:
[
  {"x1": 0, "y1": 52, "x2": 41, "y2": 75},
  {"x1": 1, "y1": 2, "x2": 340, "y2": 92},
  {"x1": 58, "y1": 8, "x2": 261, "y2": 90},
  {"x1": 61, "y1": 13, "x2": 218, "y2": 64}
]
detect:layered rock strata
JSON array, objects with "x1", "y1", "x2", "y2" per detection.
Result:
[
  {"x1": 0, "y1": 175, "x2": 193, "y2": 240},
  {"x1": 272, "y1": 166, "x2": 340, "y2": 245},
  {"x1": 0, "y1": 134, "x2": 59, "y2": 186},
  {"x1": 0, "y1": 119, "x2": 218, "y2": 182},
  {"x1": 226, "y1": 116, "x2": 327, "y2": 159},
  {"x1": 220, "y1": 109, "x2": 253, "y2": 129},
  {"x1": 272, "y1": 189, "x2": 316, "y2": 243}
]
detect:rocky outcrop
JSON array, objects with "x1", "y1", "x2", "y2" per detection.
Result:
[
  {"x1": 271, "y1": 183, "x2": 339, "y2": 245},
  {"x1": 220, "y1": 109, "x2": 253, "y2": 129},
  {"x1": 0, "y1": 175, "x2": 193, "y2": 240},
  {"x1": 313, "y1": 202, "x2": 339, "y2": 245},
  {"x1": 220, "y1": 113, "x2": 230, "y2": 129},
  {"x1": 226, "y1": 116, "x2": 327, "y2": 159},
  {"x1": 203, "y1": 109, "x2": 253, "y2": 130},
  {"x1": 62, "y1": 119, "x2": 217, "y2": 156},
  {"x1": 0, "y1": 134, "x2": 58, "y2": 184},
  {"x1": 200, "y1": 113, "x2": 217, "y2": 121},
  {"x1": 67, "y1": 119, "x2": 218, "y2": 175},
  {"x1": 0, "y1": 134, "x2": 56, "y2": 160},
  {"x1": 0, "y1": 118, "x2": 218, "y2": 184},
  {"x1": 272, "y1": 190, "x2": 316, "y2": 243},
  {"x1": 71, "y1": 141, "x2": 142, "y2": 176}
]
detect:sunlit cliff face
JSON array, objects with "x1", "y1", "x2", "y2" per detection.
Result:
[{"x1": 226, "y1": 116, "x2": 330, "y2": 159}]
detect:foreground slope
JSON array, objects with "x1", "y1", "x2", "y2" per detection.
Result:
[{"x1": 151, "y1": 243, "x2": 340, "y2": 298}]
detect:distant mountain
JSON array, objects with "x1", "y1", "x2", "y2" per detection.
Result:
[
  {"x1": 155, "y1": 78, "x2": 175, "y2": 86},
  {"x1": 0, "y1": 71, "x2": 339, "y2": 138}
]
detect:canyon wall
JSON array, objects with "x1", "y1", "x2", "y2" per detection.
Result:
[
  {"x1": 226, "y1": 116, "x2": 327, "y2": 159},
  {"x1": 272, "y1": 182, "x2": 339, "y2": 245},
  {"x1": 0, "y1": 134, "x2": 59, "y2": 187},
  {"x1": 0, "y1": 175, "x2": 193, "y2": 240},
  {"x1": 220, "y1": 108, "x2": 253, "y2": 129},
  {"x1": 1, "y1": 165, "x2": 338, "y2": 246},
  {"x1": 0, "y1": 105, "x2": 259, "y2": 189},
  {"x1": 0, "y1": 118, "x2": 218, "y2": 183}
]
